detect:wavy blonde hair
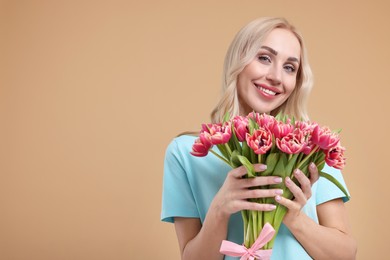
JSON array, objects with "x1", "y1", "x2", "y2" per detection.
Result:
[{"x1": 210, "y1": 17, "x2": 313, "y2": 123}]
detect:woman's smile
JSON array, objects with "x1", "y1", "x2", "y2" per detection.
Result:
[{"x1": 254, "y1": 83, "x2": 281, "y2": 98}]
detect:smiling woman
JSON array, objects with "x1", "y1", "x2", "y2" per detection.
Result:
[
  {"x1": 161, "y1": 17, "x2": 356, "y2": 260},
  {"x1": 237, "y1": 28, "x2": 301, "y2": 116}
]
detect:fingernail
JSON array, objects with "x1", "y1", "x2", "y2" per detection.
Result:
[
  {"x1": 310, "y1": 162, "x2": 316, "y2": 169},
  {"x1": 294, "y1": 169, "x2": 301, "y2": 176},
  {"x1": 260, "y1": 164, "x2": 267, "y2": 170},
  {"x1": 275, "y1": 195, "x2": 281, "y2": 202},
  {"x1": 274, "y1": 177, "x2": 282, "y2": 183},
  {"x1": 285, "y1": 177, "x2": 291, "y2": 184},
  {"x1": 269, "y1": 204, "x2": 276, "y2": 210},
  {"x1": 275, "y1": 189, "x2": 283, "y2": 195}
]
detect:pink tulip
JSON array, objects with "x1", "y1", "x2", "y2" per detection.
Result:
[
  {"x1": 233, "y1": 116, "x2": 249, "y2": 142},
  {"x1": 190, "y1": 134, "x2": 212, "y2": 157},
  {"x1": 247, "y1": 111, "x2": 260, "y2": 121},
  {"x1": 295, "y1": 121, "x2": 315, "y2": 134},
  {"x1": 247, "y1": 112, "x2": 276, "y2": 130},
  {"x1": 246, "y1": 128, "x2": 272, "y2": 154},
  {"x1": 201, "y1": 122, "x2": 231, "y2": 145},
  {"x1": 272, "y1": 121, "x2": 294, "y2": 139},
  {"x1": 311, "y1": 125, "x2": 340, "y2": 150},
  {"x1": 258, "y1": 113, "x2": 277, "y2": 130},
  {"x1": 325, "y1": 145, "x2": 346, "y2": 170},
  {"x1": 295, "y1": 121, "x2": 316, "y2": 154},
  {"x1": 302, "y1": 142, "x2": 315, "y2": 155},
  {"x1": 276, "y1": 129, "x2": 306, "y2": 154}
]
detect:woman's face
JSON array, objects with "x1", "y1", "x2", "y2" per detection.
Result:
[{"x1": 237, "y1": 28, "x2": 301, "y2": 115}]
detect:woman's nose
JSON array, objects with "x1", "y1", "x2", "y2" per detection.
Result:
[{"x1": 265, "y1": 65, "x2": 282, "y2": 85}]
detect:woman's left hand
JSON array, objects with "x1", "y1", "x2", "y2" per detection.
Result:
[{"x1": 275, "y1": 162, "x2": 319, "y2": 225}]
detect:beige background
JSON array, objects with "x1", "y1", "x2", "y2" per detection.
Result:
[{"x1": 1, "y1": 0, "x2": 389, "y2": 259}]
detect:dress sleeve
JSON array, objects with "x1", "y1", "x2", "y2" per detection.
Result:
[
  {"x1": 316, "y1": 164, "x2": 351, "y2": 205},
  {"x1": 161, "y1": 139, "x2": 199, "y2": 223}
]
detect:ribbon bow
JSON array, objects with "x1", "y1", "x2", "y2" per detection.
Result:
[{"x1": 220, "y1": 223, "x2": 275, "y2": 260}]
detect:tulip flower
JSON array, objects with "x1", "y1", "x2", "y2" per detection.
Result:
[
  {"x1": 246, "y1": 128, "x2": 272, "y2": 154},
  {"x1": 325, "y1": 145, "x2": 346, "y2": 170},
  {"x1": 312, "y1": 125, "x2": 340, "y2": 150},
  {"x1": 272, "y1": 121, "x2": 294, "y2": 139},
  {"x1": 276, "y1": 129, "x2": 306, "y2": 154},
  {"x1": 201, "y1": 122, "x2": 232, "y2": 145},
  {"x1": 190, "y1": 134, "x2": 212, "y2": 157},
  {"x1": 259, "y1": 113, "x2": 277, "y2": 129},
  {"x1": 233, "y1": 116, "x2": 249, "y2": 142}
]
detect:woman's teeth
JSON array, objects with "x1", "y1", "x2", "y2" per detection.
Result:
[{"x1": 257, "y1": 86, "x2": 277, "y2": 95}]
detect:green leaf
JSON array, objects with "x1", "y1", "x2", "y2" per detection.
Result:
[
  {"x1": 275, "y1": 112, "x2": 284, "y2": 122},
  {"x1": 269, "y1": 153, "x2": 288, "y2": 190},
  {"x1": 242, "y1": 141, "x2": 251, "y2": 159},
  {"x1": 230, "y1": 123, "x2": 242, "y2": 153},
  {"x1": 262, "y1": 153, "x2": 280, "y2": 175},
  {"x1": 273, "y1": 153, "x2": 288, "y2": 178},
  {"x1": 250, "y1": 148, "x2": 257, "y2": 164},
  {"x1": 265, "y1": 204, "x2": 288, "y2": 249},
  {"x1": 237, "y1": 155, "x2": 255, "y2": 177},
  {"x1": 316, "y1": 160, "x2": 325, "y2": 173},
  {"x1": 223, "y1": 111, "x2": 230, "y2": 123},
  {"x1": 319, "y1": 171, "x2": 350, "y2": 198},
  {"x1": 230, "y1": 150, "x2": 242, "y2": 168},
  {"x1": 285, "y1": 153, "x2": 299, "y2": 176},
  {"x1": 290, "y1": 115, "x2": 295, "y2": 126},
  {"x1": 333, "y1": 128, "x2": 342, "y2": 134},
  {"x1": 248, "y1": 117, "x2": 257, "y2": 135},
  {"x1": 314, "y1": 152, "x2": 326, "y2": 165}
]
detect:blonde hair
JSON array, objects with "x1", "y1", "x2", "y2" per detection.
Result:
[{"x1": 210, "y1": 17, "x2": 313, "y2": 123}]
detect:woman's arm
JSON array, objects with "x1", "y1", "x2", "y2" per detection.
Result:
[
  {"x1": 174, "y1": 163, "x2": 282, "y2": 260},
  {"x1": 286, "y1": 199, "x2": 356, "y2": 259},
  {"x1": 174, "y1": 209, "x2": 228, "y2": 260},
  {"x1": 277, "y1": 164, "x2": 357, "y2": 260}
]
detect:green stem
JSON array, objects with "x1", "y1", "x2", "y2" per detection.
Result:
[
  {"x1": 241, "y1": 210, "x2": 248, "y2": 247},
  {"x1": 258, "y1": 209, "x2": 263, "y2": 237},
  {"x1": 224, "y1": 143, "x2": 232, "y2": 156},
  {"x1": 209, "y1": 150, "x2": 231, "y2": 167},
  {"x1": 296, "y1": 152, "x2": 304, "y2": 166},
  {"x1": 296, "y1": 145, "x2": 319, "y2": 169},
  {"x1": 245, "y1": 216, "x2": 253, "y2": 247},
  {"x1": 252, "y1": 210, "x2": 257, "y2": 244}
]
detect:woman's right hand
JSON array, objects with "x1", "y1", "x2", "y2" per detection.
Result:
[{"x1": 210, "y1": 163, "x2": 284, "y2": 219}]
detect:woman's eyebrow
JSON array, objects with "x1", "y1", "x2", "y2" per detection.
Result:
[
  {"x1": 261, "y1": 46, "x2": 278, "y2": 55},
  {"x1": 287, "y1": 57, "x2": 300, "y2": 63},
  {"x1": 261, "y1": 45, "x2": 300, "y2": 63}
]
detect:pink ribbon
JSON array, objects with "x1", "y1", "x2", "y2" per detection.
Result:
[{"x1": 220, "y1": 223, "x2": 275, "y2": 260}]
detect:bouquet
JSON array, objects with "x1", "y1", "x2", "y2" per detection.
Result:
[{"x1": 190, "y1": 112, "x2": 349, "y2": 259}]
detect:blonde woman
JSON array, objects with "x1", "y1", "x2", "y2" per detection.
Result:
[{"x1": 161, "y1": 17, "x2": 356, "y2": 259}]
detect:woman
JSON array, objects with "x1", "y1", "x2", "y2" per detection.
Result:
[{"x1": 161, "y1": 17, "x2": 356, "y2": 259}]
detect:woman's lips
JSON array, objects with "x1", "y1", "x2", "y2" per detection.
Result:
[{"x1": 254, "y1": 84, "x2": 280, "y2": 98}]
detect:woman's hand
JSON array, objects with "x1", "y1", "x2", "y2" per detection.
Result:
[
  {"x1": 175, "y1": 163, "x2": 284, "y2": 260},
  {"x1": 273, "y1": 162, "x2": 356, "y2": 259},
  {"x1": 210, "y1": 163, "x2": 284, "y2": 220},
  {"x1": 275, "y1": 162, "x2": 319, "y2": 225}
]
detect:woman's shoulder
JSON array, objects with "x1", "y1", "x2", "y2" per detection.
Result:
[
  {"x1": 174, "y1": 134, "x2": 198, "y2": 143},
  {"x1": 165, "y1": 134, "x2": 198, "y2": 158}
]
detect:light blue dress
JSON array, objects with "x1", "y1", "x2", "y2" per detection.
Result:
[{"x1": 161, "y1": 135, "x2": 350, "y2": 259}]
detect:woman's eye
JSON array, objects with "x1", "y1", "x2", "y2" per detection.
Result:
[
  {"x1": 284, "y1": 64, "x2": 296, "y2": 73},
  {"x1": 258, "y1": 55, "x2": 271, "y2": 63}
]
